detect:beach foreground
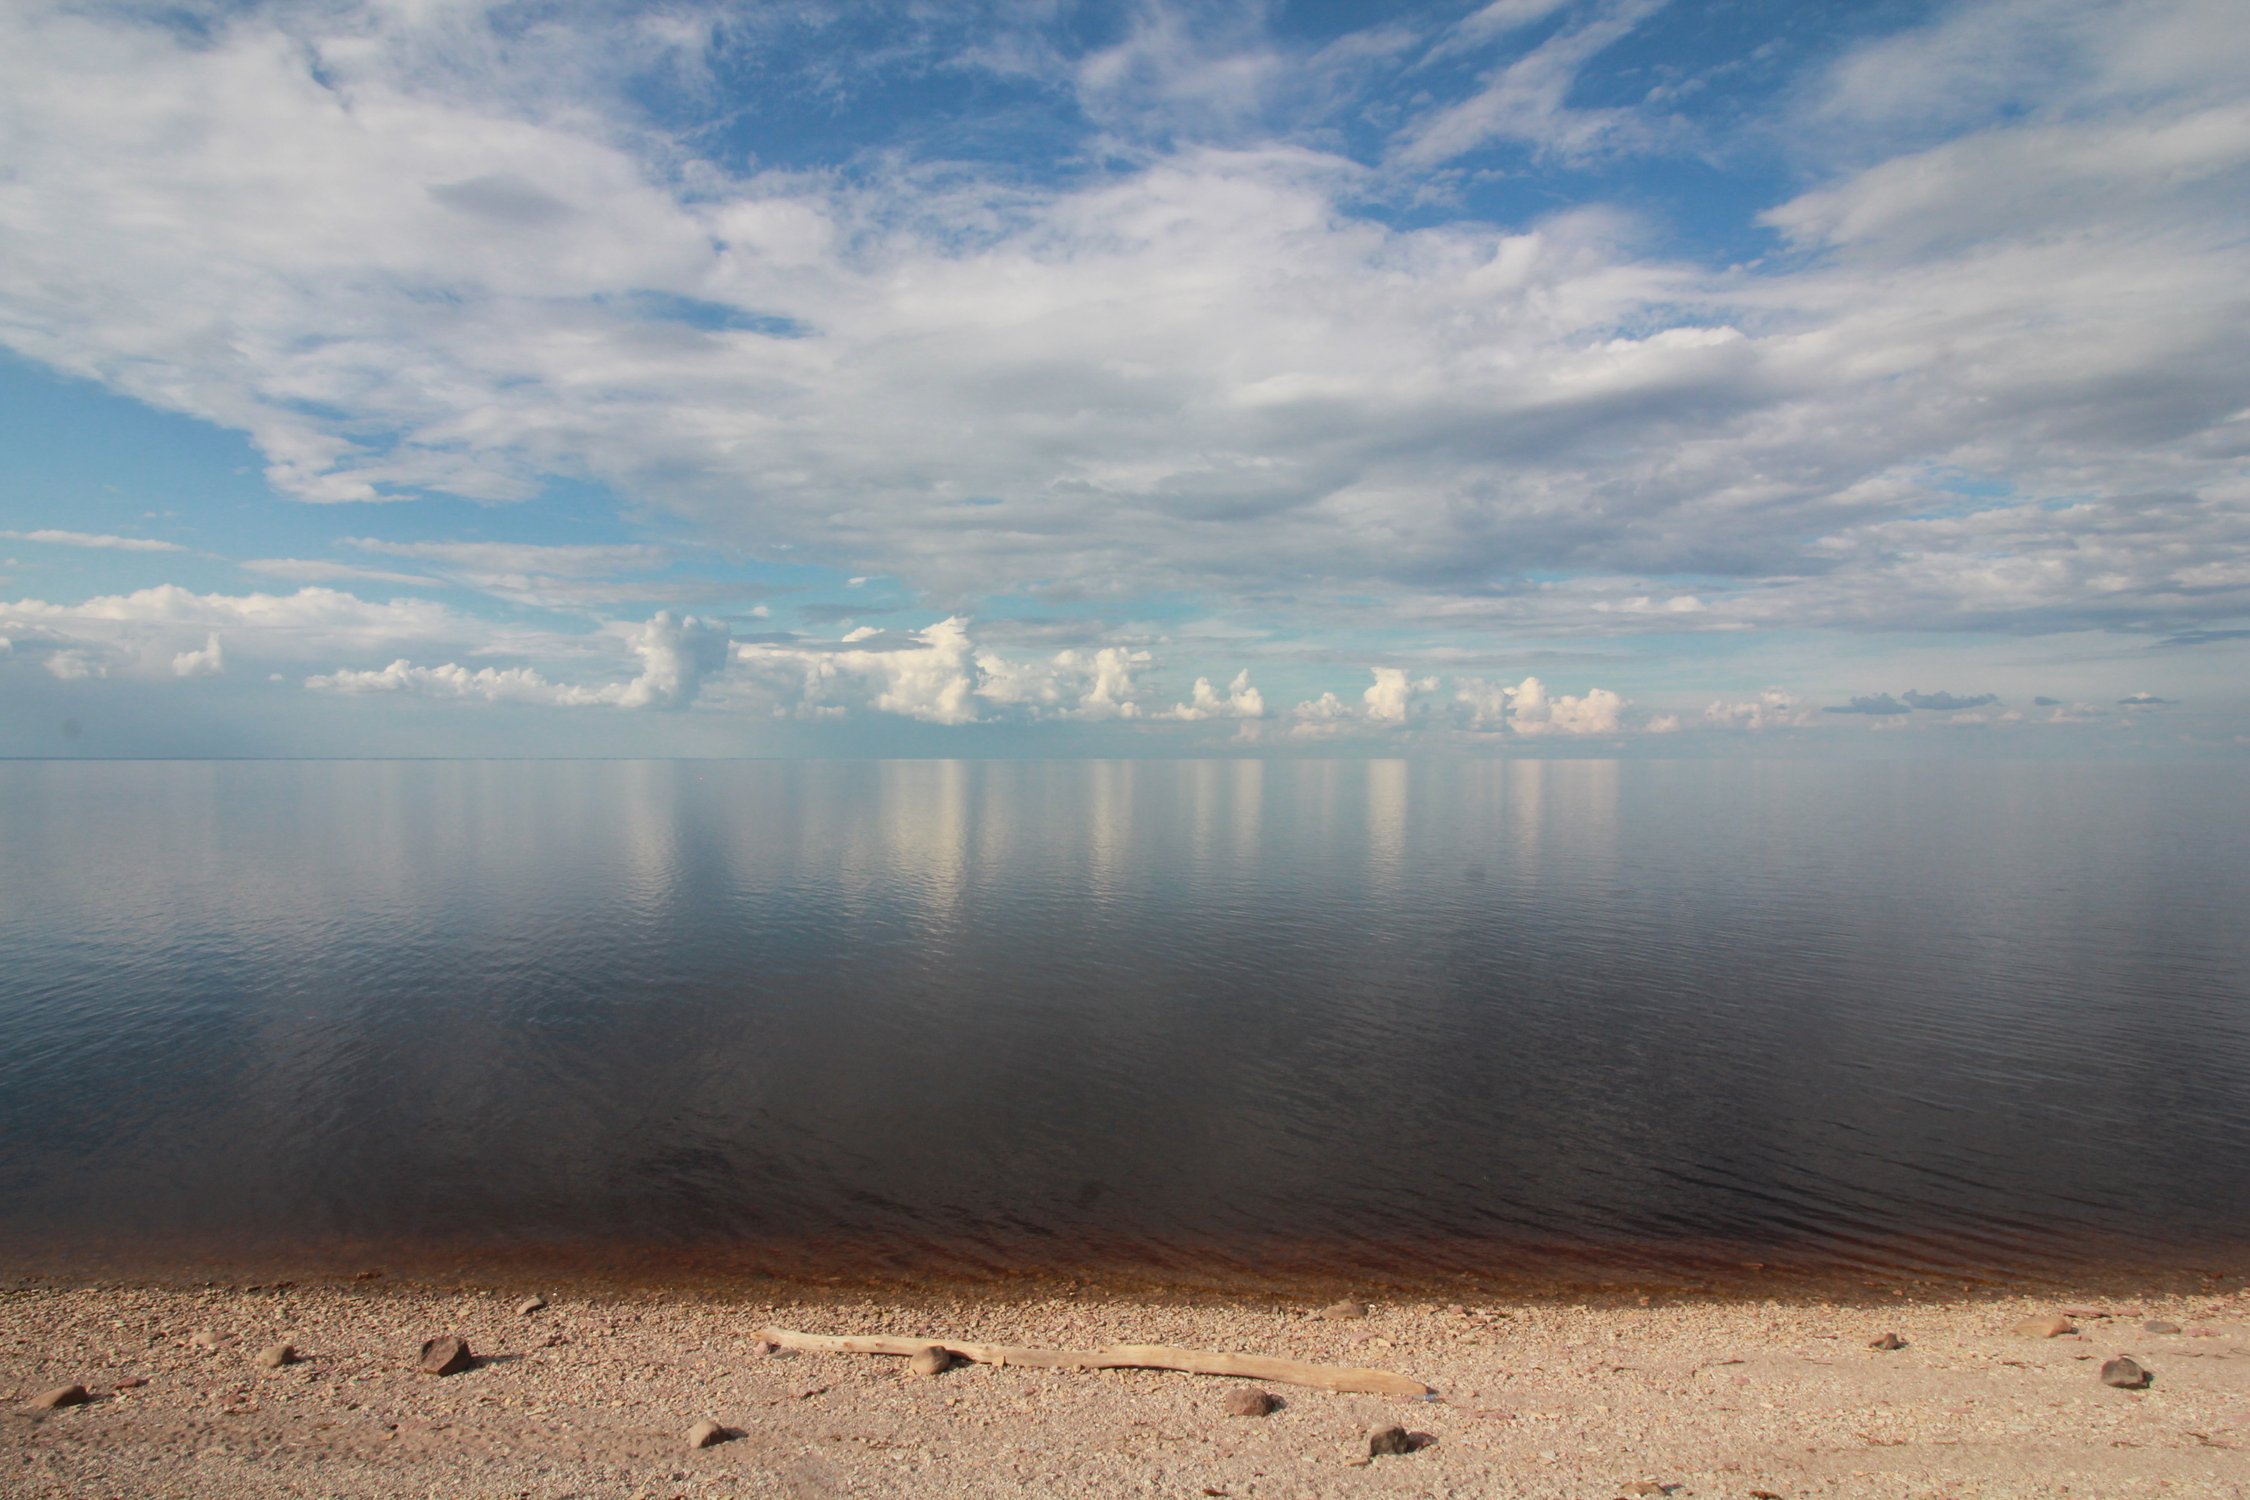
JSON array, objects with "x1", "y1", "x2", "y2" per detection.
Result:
[{"x1": 5, "y1": 1276, "x2": 2247, "y2": 1498}]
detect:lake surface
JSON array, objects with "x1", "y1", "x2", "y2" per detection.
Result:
[{"x1": 2, "y1": 758, "x2": 2247, "y2": 1292}]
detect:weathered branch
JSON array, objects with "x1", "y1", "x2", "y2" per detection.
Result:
[{"x1": 756, "y1": 1327, "x2": 1432, "y2": 1398}]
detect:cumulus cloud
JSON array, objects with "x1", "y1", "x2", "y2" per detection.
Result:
[
  {"x1": 1162, "y1": 669, "x2": 1266, "y2": 721},
  {"x1": 1455, "y1": 674, "x2": 1625, "y2": 735},
  {"x1": 612, "y1": 611, "x2": 730, "y2": 710},
  {"x1": 1363, "y1": 667, "x2": 1438, "y2": 724},
  {"x1": 171, "y1": 632, "x2": 223, "y2": 678},
  {"x1": 307, "y1": 609, "x2": 729, "y2": 710},
  {"x1": 1705, "y1": 689, "x2": 1815, "y2": 731}
]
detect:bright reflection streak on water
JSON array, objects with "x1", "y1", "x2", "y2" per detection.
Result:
[{"x1": 1, "y1": 758, "x2": 2247, "y2": 1289}]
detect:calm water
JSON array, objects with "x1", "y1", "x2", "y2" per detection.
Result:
[{"x1": 2, "y1": 758, "x2": 2247, "y2": 1291}]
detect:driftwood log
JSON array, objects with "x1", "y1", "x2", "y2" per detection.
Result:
[{"x1": 757, "y1": 1327, "x2": 1432, "y2": 1398}]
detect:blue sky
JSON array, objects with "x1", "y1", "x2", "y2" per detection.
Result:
[{"x1": 2, "y1": 0, "x2": 2245, "y2": 756}]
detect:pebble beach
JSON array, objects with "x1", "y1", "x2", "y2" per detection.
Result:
[{"x1": 7, "y1": 1273, "x2": 2248, "y2": 1497}]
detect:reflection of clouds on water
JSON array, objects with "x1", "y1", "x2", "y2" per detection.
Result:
[
  {"x1": 1086, "y1": 759, "x2": 1133, "y2": 905},
  {"x1": 1230, "y1": 759, "x2": 1263, "y2": 864},
  {"x1": 878, "y1": 759, "x2": 969, "y2": 924},
  {"x1": 614, "y1": 758, "x2": 683, "y2": 918},
  {"x1": 1365, "y1": 759, "x2": 1407, "y2": 897},
  {"x1": 1505, "y1": 757, "x2": 1543, "y2": 872}
]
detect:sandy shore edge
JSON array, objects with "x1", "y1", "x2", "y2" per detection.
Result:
[{"x1": 6, "y1": 1274, "x2": 2247, "y2": 1497}]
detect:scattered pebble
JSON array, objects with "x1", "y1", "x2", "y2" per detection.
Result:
[
  {"x1": 113, "y1": 1376, "x2": 148, "y2": 1391},
  {"x1": 1869, "y1": 1332, "x2": 1907, "y2": 1350},
  {"x1": 1223, "y1": 1387, "x2": 1277, "y2": 1417},
  {"x1": 253, "y1": 1342, "x2": 295, "y2": 1370},
  {"x1": 905, "y1": 1345, "x2": 952, "y2": 1378},
  {"x1": 2012, "y1": 1315, "x2": 2076, "y2": 1338},
  {"x1": 1321, "y1": 1300, "x2": 1369, "y2": 1321},
  {"x1": 188, "y1": 1328, "x2": 222, "y2": 1351},
  {"x1": 416, "y1": 1335, "x2": 475, "y2": 1376},
  {"x1": 27, "y1": 1385, "x2": 91, "y2": 1411},
  {"x1": 2100, "y1": 1356, "x2": 2152, "y2": 1389},
  {"x1": 517, "y1": 1295, "x2": 547, "y2": 1317},
  {"x1": 1366, "y1": 1423, "x2": 1412, "y2": 1457},
  {"x1": 2144, "y1": 1319, "x2": 2181, "y2": 1335},
  {"x1": 687, "y1": 1418, "x2": 727, "y2": 1449}
]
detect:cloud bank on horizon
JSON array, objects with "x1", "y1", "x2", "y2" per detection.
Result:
[{"x1": 0, "y1": 0, "x2": 2245, "y2": 754}]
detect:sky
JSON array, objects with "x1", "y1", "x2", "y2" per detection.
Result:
[{"x1": 1, "y1": 0, "x2": 2246, "y2": 757}]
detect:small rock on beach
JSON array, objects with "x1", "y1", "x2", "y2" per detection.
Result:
[
  {"x1": 517, "y1": 1296, "x2": 547, "y2": 1317},
  {"x1": 27, "y1": 1385, "x2": 91, "y2": 1411},
  {"x1": 1223, "y1": 1388, "x2": 1277, "y2": 1417},
  {"x1": 1367, "y1": 1423, "x2": 1412, "y2": 1457},
  {"x1": 905, "y1": 1345, "x2": 952, "y2": 1378},
  {"x1": 254, "y1": 1343, "x2": 295, "y2": 1369},
  {"x1": 416, "y1": 1335, "x2": 474, "y2": 1376},
  {"x1": 1321, "y1": 1300, "x2": 1369, "y2": 1321},
  {"x1": 2012, "y1": 1315, "x2": 2076, "y2": 1338},
  {"x1": 1869, "y1": 1332, "x2": 1906, "y2": 1350},
  {"x1": 2144, "y1": 1319, "x2": 2181, "y2": 1334},
  {"x1": 687, "y1": 1418, "x2": 727, "y2": 1449},
  {"x1": 2100, "y1": 1356, "x2": 2152, "y2": 1389}
]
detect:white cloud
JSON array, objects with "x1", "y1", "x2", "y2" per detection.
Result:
[
  {"x1": 1395, "y1": 0, "x2": 1668, "y2": 166},
  {"x1": 1162, "y1": 669, "x2": 1265, "y2": 720},
  {"x1": 1070, "y1": 647, "x2": 1147, "y2": 721},
  {"x1": 0, "y1": 0, "x2": 2243, "y2": 669},
  {"x1": 611, "y1": 611, "x2": 730, "y2": 710},
  {"x1": 241, "y1": 558, "x2": 434, "y2": 586},
  {"x1": 171, "y1": 632, "x2": 224, "y2": 678},
  {"x1": 1703, "y1": 689, "x2": 1815, "y2": 732},
  {"x1": 1363, "y1": 666, "x2": 1437, "y2": 724},
  {"x1": 0, "y1": 528, "x2": 184, "y2": 552},
  {"x1": 737, "y1": 616, "x2": 985, "y2": 725},
  {"x1": 306, "y1": 658, "x2": 603, "y2": 706},
  {"x1": 1457, "y1": 674, "x2": 1624, "y2": 735},
  {"x1": 46, "y1": 649, "x2": 106, "y2": 680},
  {"x1": 306, "y1": 608, "x2": 728, "y2": 710},
  {"x1": 0, "y1": 584, "x2": 467, "y2": 678}
]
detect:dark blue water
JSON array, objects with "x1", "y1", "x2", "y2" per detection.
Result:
[{"x1": 2, "y1": 759, "x2": 2246, "y2": 1290}]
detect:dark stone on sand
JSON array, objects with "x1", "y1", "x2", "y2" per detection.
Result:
[
  {"x1": 2100, "y1": 1356, "x2": 2151, "y2": 1389},
  {"x1": 687, "y1": 1418, "x2": 727, "y2": 1449},
  {"x1": 1869, "y1": 1332, "x2": 1907, "y2": 1350},
  {"x1": 417, "y1": 1336, "x2": 474, "y2": 1376},
  {"x1": 905, "y1": 1345, "x2": 952, "y2": 1378},
  {"x1": 1321, "y1": 1300, "x2": 1369, "y2": 1321},
  {"x1": 254, "y1": 1343, "x2": 295, "y2": 1369},
  {"x1": 1367, "y1": 1423, "x2": 1412, "y2": 1457},
  {"x1": 27, "y1": 1385, "x2": 90, "y2": 1410},
  {"x1": 1224, "y1": 1387, "x2": 1277, "y2": 1417},
  {"x1": 2144, "y1": 1320, "x2": 2181, "y2": 1335}
]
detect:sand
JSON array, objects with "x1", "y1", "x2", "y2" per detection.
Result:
[{"x1": 5, "y1": 1274, "x2": 2248, "y2": 1498}]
